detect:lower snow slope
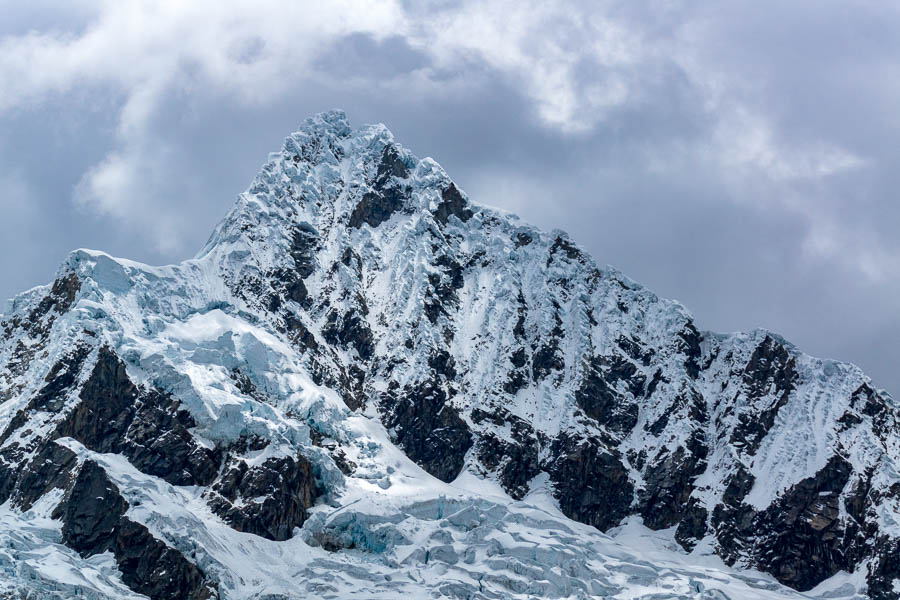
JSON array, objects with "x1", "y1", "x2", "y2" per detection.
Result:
[{"x1": 0, "y1": 249, "x2": 876, "y2": 599}]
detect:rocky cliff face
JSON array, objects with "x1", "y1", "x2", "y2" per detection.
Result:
[{"x1": 1, "y1": 110, "x2": 897, "y2": 600}]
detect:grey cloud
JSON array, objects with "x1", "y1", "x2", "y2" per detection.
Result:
[{"x1": 314, "y1": 33, "x2": 428, "y2": 79}]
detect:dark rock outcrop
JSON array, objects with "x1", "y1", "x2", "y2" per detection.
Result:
[
  {"x1": 547, "y1": 235, "x2": 583, "y2": 264},
  {"x1": 56, "y1": 460, "x2": 128, "y2": 555},
  {"x1": 0, "y1": 345, "x2": 92, "y2": 507},
  {"x1": 0, "y1": 273, "x2": 81, "y2": 393},
  {"x1": 207, "y1": 454, "x2": 318, "y2": 541},
  {"x1": 471, "y1": 408, "x2": 542, "y2": 499},
  {"x1": 677, "y1": 322, "x2": 703, "y2": 379},
  {"x1": 433, "y1": 183, "x2": 473, "y2": 225},
  {"x1": 423, "y1": 254, "x2": 466, "y2": 325},
  {"x1": 56, "y1": 346, "x2": 220, "y2": 486},
  {"x1": 290, "y1": 222, "x2": 319, "y2": 279},
  {"x1": 674, "y1": 498, "x2": 708, "y2": 550},
  {"x1": 730, "y1": 336, "x2": 798, "y2": 455},
  {"x1": 476, "y1": 433, "x2": 540, "y2": 500},
  {"x1": 868, "y1": 537, "x2": 900, "y2": 600},
  {"x1": 114, "y1": 518, "x2": 216, "y2": 600},
  {"x1": 13, "y1": 442, "x2": 78, "y2": 511},
  {"x1": 381, "y1": 381, "x2": 472, "y2": 483},
  {"x1": 712, "y1": 463, "x2": 757, "y2": 564},
  {"x1": 575, "y1": 355, "x2": 642, "y2": 434},
  {"x1": 349, "y1": 145, "x2": 410, "y2": 228},
  {"x1": 323, "y1": 308, "x2": 375, "y2": 361},
  {"x1": 639, "y1": 445, "x2": 706, "y2": 531},
  {"x1": 711, "y1": 455, "x2": 862, "y2": 592},
  {"x1": 531, "y1": 342, "x2": 564, "y2": 382},
  {"x1": 754, "y1": 454, "x2": 852, "y2": 591},
  {"x1": 546, "y1": 434, "x2": 633, "y2": 531},
  {"x1": 54, "y1": 460, "x2": 215, "y2": 600}
]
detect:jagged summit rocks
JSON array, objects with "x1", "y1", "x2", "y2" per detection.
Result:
[{"x1": 1, "y1": 110, "x2": 899, "y2": 599}]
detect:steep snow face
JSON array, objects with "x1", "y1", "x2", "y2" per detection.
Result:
[
  {"x1": 1, "y1": 110, "x2": 898, "y2": 599},
  {"x1": 201, "y1": 110, "x2": 709, "y2": 475}
]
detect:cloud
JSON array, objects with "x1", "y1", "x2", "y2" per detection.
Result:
[
  {"x1": 0, "y1": 170, "x2": 47, "y2": 306},
  {"x1": 0, "y1": 1, "x2": 407, "y2": 112},
  {"x1": 407, "y1": 0, "x2": 642, "y2": 132},
  {"x1": 0, "y1": 170, "x2": 35, "y2": 224},
  {"x1": 73, "y1": 144, "x2": 189, "y2": 254},
  {"x1": 0, "y1": 2, "x2": 868, "y2": 223}
]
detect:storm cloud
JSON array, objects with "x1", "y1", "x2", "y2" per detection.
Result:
[{"x1": 0, "y1": 0, "x2": 898, "y2": 394}]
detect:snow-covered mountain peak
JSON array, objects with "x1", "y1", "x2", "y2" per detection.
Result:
[
  {"x1": 196, "y1": 111, "x2": 481, "y2": 303},
  {"x1": 2, "y1": 111, "x2": 899, "y2": 599}
]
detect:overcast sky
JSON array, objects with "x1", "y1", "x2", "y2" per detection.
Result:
[{"x1": 1, "y1": 1, "x2": 898, "y2": 395}]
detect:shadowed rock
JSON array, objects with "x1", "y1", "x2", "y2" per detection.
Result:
[
  {"x1": 575, "y1": 354, "x2": 642, "y2": 434},
  {"x1": 730, "y1": 335, "x2": 798, "y2": 455},
  {"x1": 546, "y1": 434, "x2": 633, "y2": 531},
  {"x1": 349, "y1": 145, "x2": 411, "y2": 228},
  {"x1": 54, "y1": 460, "x2": 215, "y2": 600},
  {"x1": 207, "y1": 454, "x2": 318, "y2": 541},
  {"x1": 433, "y1": 183, "x2": 472, "y2": 225},
  {"x1": 56, "y1": 346, "x2": 220, "y2": 486},
  {"x1": 381, "y1": 381, "x2": 472, "y2": 483}
]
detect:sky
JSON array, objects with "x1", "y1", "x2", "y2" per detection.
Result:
[{"x1": 0, "y1": 1, "x2": 898, "y2": 395}]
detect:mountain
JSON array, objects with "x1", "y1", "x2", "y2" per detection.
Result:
[{"x1": 1, "y1": 110, "x2": 898, "y2": 600}]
